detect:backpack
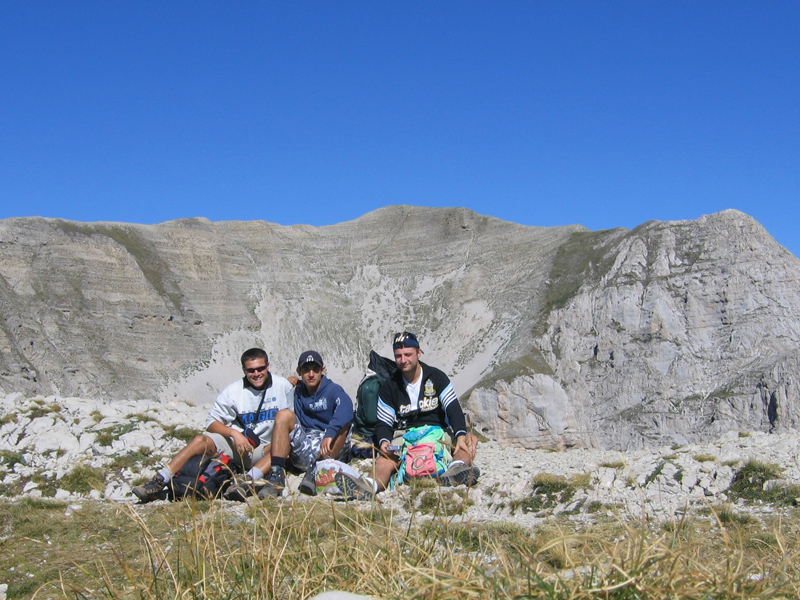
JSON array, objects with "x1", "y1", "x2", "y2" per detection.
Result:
[
  {"x1": 405, "y1": 443, "x2": 438, "y2": 478},
  {"x1": 353, "y1": 350, "x2": 397, "y2": 440},
  {"x1": 394, "y1": 426, "x2": 451, "y2": 485},
  {"x1": 166, "y1": 454, "x2": 235, "y2": 501},
  {"x1": 314, "y1": 459, "x2": 364, "y2": 495}
]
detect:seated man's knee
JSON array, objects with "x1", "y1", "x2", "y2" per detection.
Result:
[
  {"x1": 275, "y1": 408, "x2": 295, "y2": 426},
  {"x1": 190, "y1": 433, "x2": 217, "y2": 454}
]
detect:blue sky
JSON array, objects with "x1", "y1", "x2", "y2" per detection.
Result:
[{"x1": 2, "y1": 2, "x2": 798, "y2": 257}]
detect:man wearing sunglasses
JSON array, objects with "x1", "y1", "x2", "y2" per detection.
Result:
[
  {"x1": 132, "y1": 347, "x2": 295, "y2": 503},
  {"x1": 225, "y1": 350, "x2": 353, "y2": 500},
  {"x1": 336, "y1": 332, "x2": 479, "y2": 500}
]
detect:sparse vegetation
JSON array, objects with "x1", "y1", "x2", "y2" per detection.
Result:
[
  {"x1": 0, "y1": 412, "x2": 18, "y2": 425},
  {"x1": 59, "y1": 463, "x2": 105, "y2": 494},
  {"x1": 126, "y1": 412, "x2": 159, "y2": 423},
  {"x1": 598, "y1": 460, "x2": 625, "y2": 469},
  {"x1": 165, "y1": 425, "x2": 199, "y2": 443},
  {"x1": 26, "y1": 401, "x2": 62, "y2": 420},
  {"x1": 511, "y1": 473, "x2": 578, "y2": 513},
  {"x1": 0, "y1": 449, "x2": 26, "y2": 469},
  {"x1": 94, "y1": 422, "x2": 141, "y2": 446},
  {"x1": 643, "y1": 460, "x2": 666, "y2": 486},
  {"x1": 414, "y1": 485, "x2": 471, "y2": 515},
  {"x1": 109, "y1": 448, "x2": 156, "y2": 472},
  {"x1": 727, "y1": 459, "x2": 800, "y2": 506},
  {"x1": 711, "y1": 503, "x2": 759, "y2": 526},
  {"x1": 693, "y1": 453, "x2": 716, "y2": 463},
  {"x1": 95, "y1": 429, "x2": 114, "y2": 446},
  {"x1": 0, "y1": 487, "x2": 798, "y2": 599}
]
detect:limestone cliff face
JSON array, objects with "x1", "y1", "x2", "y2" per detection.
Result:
[
  {"x1": 469, "y1": 210, "x2": 800, "y2": 449},
  {"x1": 1, "y1": 207, "x2": 798, "y2": 450}
]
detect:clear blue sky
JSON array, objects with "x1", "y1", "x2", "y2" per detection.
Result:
[{"x1": 2, "y1": 2, "x2": 798, "y2": 256}]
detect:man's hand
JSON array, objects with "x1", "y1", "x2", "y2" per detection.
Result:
[
  {"x1": 319, "y1": 436, "x2": 334, "y2": 458},
  {"x1": 454, "y1": 434, "x2": 477, "y2": 461},
  {"x1": 231, "y1": 430, "x2": 255, "y2": 456},
  {"x1": 380, "y1": 440, "x2": 400, "y2": 460}
]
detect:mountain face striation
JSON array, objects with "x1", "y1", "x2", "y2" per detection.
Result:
[{"x1": 1, "y1": 206, "x2": 798, "y2": 450}]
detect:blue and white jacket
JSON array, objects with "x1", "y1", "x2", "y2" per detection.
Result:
[{"x1": 294, "y1": 375, "x2": 354, "y2": 440}]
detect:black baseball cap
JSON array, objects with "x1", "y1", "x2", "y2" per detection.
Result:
[{"x1": 298, "y1": 350, "x2": 324, "y2": 368}]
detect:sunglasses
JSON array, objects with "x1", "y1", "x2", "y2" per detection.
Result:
[{"x1": 245, "y1": 365, "x2": 268, "y2": 374}]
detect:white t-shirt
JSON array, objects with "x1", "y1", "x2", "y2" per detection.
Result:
[{"x1": 205, "y1": 374, "x2": 295, "y2": 445}]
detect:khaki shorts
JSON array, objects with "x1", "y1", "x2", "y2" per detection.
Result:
[{"x1": 204, "y1": 432, "x2": 269, "y2": 472}]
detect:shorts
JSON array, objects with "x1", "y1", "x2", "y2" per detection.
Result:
[
  {"x1": 288, "y1": 422, "x2": 351, "y2": 471},
  {"x1": 204, "y1": 432, "x2": 269, "y2": 473}
]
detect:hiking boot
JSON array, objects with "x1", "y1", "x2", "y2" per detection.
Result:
[
  {"x1": 132, "y1": 473, "x2": 167, "y2": 503},
  {"x1": 257, "y1": 467, "x2": 286, "y2": 499},
  {"x1": 223, "y1": 475, "x2": 259, "y2": 502},
  {"x1": 439, "y1": 462, "x2": 480, "y2": 487},
  {"x1": 334, "y1": 472, "x2": 375, "y2": 501},
  {"x1": 298, "y1": 466, "x2": 317, "y2": 497}
]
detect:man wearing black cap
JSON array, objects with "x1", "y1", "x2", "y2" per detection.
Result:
[
  {"x1": 335, "y1": 332, "x2": 479, "y2": 500},
  {"x1": 225, "y1": 350, "x2": 354, "y2": 500}
]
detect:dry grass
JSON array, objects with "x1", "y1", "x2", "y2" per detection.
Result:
[{"x1": 1, "y1": 495, "x2": 799, "y2": 600}]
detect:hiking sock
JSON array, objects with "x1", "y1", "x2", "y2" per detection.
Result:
[
  {"x1": 247, "y1": 467, "x2": 264, "y2": 482},
  {"x1": 363, "y1": 476, "x2": 379, "y2": 494},
  {"x1": 271, "y1": 456, "x2": 288, "y2": 470},
  {"x1": 158, "y1": 466, "x2": 172, "y2": 482},
  {"x1": 448, "y1": 460, "x2": 465, "y2": 469}
]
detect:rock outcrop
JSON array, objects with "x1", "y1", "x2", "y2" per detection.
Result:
[{"x1": 1, "y1": 207, "x2": 799, "y2": 449}]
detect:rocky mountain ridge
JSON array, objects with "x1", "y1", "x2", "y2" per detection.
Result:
[{"x1": 1, "y1": 206, "x2": 799, "y2": 450}]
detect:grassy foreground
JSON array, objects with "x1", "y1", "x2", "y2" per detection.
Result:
[{"x1": 1, "y1": 491, "x2": 800, "y2": 600}]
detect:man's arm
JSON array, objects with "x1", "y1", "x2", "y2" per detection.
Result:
[
  {"x1": 439, "y1": 380, "x2": 468, "y2": 438},
  {"x1": 204, "y1": 382, "x2": 254, "y2": 456},
  {"x1": 374, "y1": 395, "x2": 397, "y2": 449},
  {"x1": 319, "y1": 386, "x2": 355, "y2": 457},
  {"x1": 436, "y1": 376, "x2": 476, "y2": 460},
  {"x1": 323, "y1": 385, "x2": 354, "y2": 440}
]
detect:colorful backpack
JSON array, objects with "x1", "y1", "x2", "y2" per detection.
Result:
[{"x1": 395, "y1": 425, "x2": 451, "y2": 485}]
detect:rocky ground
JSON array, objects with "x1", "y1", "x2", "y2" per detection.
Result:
[{"x1": 2, "y1": 393, "x2": 799, "y2": 526}]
